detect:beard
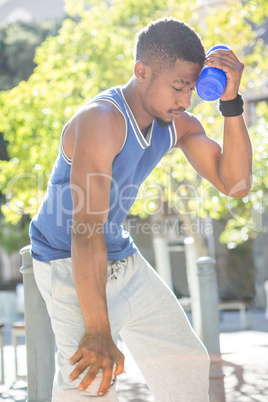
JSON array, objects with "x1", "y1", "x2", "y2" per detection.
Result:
[
  {"x1": 155, "y1": 117, "x2": 172, "y2": 127},
  {"x1": 155, "y1": 107, "x2": 185, "y2": 127}
]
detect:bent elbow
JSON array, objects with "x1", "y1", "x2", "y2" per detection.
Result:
[
  {"x1": 226, "y1": 180, "x2": 252, "y2": 199},
  {"x1": 230, "y1": 189, "x2": 251, "y2": 199}
]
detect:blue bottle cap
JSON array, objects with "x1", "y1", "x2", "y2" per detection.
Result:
[{"x1": 207, "y1": 44, "x2": 230, "y2": 56}]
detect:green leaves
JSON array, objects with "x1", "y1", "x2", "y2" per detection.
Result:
[
  {"x1": 0, "y1": 20, "x2": 62, "y2": 90},
  {"x1": 0, "y1": 0, "x2": 267, "y2": 248}
]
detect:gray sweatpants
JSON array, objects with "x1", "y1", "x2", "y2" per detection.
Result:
[{"x1": 33, "y1": 250, "x2": 210, "y2": 401}]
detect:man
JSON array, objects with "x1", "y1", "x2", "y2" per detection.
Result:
[{"x1": 30, "y1": 17, "x2": 252, "y2": 401}]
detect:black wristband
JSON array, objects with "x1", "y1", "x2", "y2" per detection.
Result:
[{"x1": 218, "y1": 93, "x2": 244, "y2": 117}]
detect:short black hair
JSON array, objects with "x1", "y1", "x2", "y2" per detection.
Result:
[{"x1": 135, "y1": 17, "x2": 205, "y2": 76}]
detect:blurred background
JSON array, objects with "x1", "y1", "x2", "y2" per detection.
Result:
[{"x1": 0, "y1": 0, "x2": 267, "y2": 401}]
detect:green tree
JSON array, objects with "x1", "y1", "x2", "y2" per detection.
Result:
[
  {"x1": 0, "y1": 18, "x2": 65, "y2": 252},
  {"x1": 0, "y1": 19, "x2": 63, "y2": 91},
  {"x1": 0, "y1": 0, "x2": 267, "y2": 255},
  {"x1": 0, "y1": 19, "x2": 64, "y2": 165}
]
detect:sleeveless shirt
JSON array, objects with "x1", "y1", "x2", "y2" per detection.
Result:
[{"x1": 29, "y1": 86, "x2": 177, "y2": 262}]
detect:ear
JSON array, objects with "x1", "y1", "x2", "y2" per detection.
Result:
[{"x1": 134, "y1": 60, "x2": 151, "y2": 83}]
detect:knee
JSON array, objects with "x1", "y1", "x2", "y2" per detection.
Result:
[{"x1": 54, "y1": 364, "x2": 117, "y2": 400}]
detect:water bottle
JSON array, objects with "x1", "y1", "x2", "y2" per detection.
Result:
[{"x1": 196, "y1": 44, "x2": 230, "y2": 101}]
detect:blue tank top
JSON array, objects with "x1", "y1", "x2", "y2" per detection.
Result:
[{"x1": 29, "y1": 86, "x2": 177, "y2": 262}]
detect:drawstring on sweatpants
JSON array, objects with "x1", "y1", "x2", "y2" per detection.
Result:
[{"x1": 108, "y1": 259, "x2": 127, "y2": 282}]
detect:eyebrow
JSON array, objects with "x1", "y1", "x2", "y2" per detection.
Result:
[{"x1": 173, "y1": 79, "x2": 192, "y2": 86}]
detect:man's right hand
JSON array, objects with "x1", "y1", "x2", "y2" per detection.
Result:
[{"x1": 69, "y1": 331, "x2": 125, "y2": 396}]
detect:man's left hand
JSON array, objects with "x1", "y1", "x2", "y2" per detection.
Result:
[{"x1": 204, "y1": 49, "x2": 244, "y2": 101}]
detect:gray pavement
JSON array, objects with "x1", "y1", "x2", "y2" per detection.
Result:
[{"x1": 0, "y1": 310, "x2": 267, "y2": 402}]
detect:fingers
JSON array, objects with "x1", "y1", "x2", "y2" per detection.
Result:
[
  {"x1": 68, "y1": 335, "x2": 125, "y2": 396},
  {"x1": 69, "y1": 349, "x2": 85, "y2": 382},
  {"x1": 205, "y1": 50, "x2": 244, "y2": 73},
  {"x1": 69, "y1": 349, "x2": 94, "y2": 382},
  {"x1": 98, "y1": 351, "x2": 125, "y2": 396},
  {"x1": 79, "y1": 363, "x2": 100, "y2": 391},
  {"x1": 204, "y1": 49, "x2": 244, "y2": 101},
  {"x1": 114, "y1": 352, "x2": 125, "y2": 377},
  {"x1": 98, "y1": 366, "x2": 114, "y2": 396},
  {"x1": 207, "y1": 49, "x2": 238, "y2": 61},
  {"x1": 70, "y1": 360, "x2": 123, "y2": 396},
  {"x1": 69, "y1": 349, "x2": 83, "y2": 366}
]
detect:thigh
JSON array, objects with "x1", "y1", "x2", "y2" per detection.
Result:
[
  {"x1": 120, "y1": 251, "x2": 210, "y2": 402},
  {"x1": 33, "y1": 258, "x2": 85, "y2": 354},
  {"x1": 33, "y1": 258, "x2": 127, "y2": 401}
]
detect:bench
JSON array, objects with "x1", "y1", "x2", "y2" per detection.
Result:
[{"x1": 179, "y1": 297, "x2": 252, "y2": 330}]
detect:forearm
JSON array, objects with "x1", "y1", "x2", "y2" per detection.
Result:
[
  {"x1": 219, "y1": 114, "x2": 252, "y2": 197},
  {"x1": 71, "y1": 228, "x2": 110, "y2": 333}
]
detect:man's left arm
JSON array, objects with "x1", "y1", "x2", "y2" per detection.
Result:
[{"x1": 175, "y1": 49, "x2": 252, "y2": 198}]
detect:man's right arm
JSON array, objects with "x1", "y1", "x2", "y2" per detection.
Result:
[{"x1": 67, "y1": 102, "x2": 126, "y2": 396}]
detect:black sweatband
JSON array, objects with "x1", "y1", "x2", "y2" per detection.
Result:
[{"x1": 218, "y1": 93, "x2": 244, "y2": 117}]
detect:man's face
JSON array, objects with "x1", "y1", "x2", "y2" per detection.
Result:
[{"x1": 142, "y1": 59, "x2": 202, "y2": 126}]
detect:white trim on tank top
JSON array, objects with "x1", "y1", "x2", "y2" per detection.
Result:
[
  {"x1": 60, "y1": 123, "x2": 72, "y2": 165},
  {"x1": 116, "y1": 86, "x2": 155, "y2": 149},
  {"x1": 168, "y1": 120, "x2": 177, "y2": 150},
  {"x1": 116, "y1": 86, "x2": 177, "y2": 150}
]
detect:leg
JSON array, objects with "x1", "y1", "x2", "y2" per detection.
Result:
[
  {"x1": 33, "y1": 257, "x2": 129, "y2": 402},
  {"x1": 119, "y1": 251, "x2": 210, "y2": 402}
]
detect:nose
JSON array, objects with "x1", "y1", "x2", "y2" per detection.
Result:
[{"x1": 176, "y1": 89, "x2": 192, "y2": 109}]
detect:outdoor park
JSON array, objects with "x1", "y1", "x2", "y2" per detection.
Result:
[{"x1": 0, "y1": 0, "x2": 268, "y2": 401}]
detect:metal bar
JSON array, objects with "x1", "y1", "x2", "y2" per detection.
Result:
[
  {"x1": 153, "y1": 237, "x2": 174, "y2": 290},
  {"x1": 20, "y1": 245, "x2": 55, "y2": 402},
  {"x1": 196, "y1": 256, "x2": 225, "y2": 402}
]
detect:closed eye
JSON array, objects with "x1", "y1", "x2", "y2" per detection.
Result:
[{"x1": 173, "y1": 86, "x2": 196, "y2": 92}]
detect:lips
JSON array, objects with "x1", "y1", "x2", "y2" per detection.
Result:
[
  {"x1": 170, "y1": 108, "x2": 185, "y2": 114},
  {"x1": 169, "y1": 108, "x2": 186, "y2": 118},
  {"x1": 169, "y1": 110, "x2": 185, "y2": 118}
]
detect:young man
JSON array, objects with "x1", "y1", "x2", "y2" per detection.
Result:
[{"x1": 30, "y1": 17, "x2": 252, "y2": 401}]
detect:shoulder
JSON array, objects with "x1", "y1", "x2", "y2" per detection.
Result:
[
  {"x1": 173, "y1": 111, "x2": 206, "y2": 148},
  {"x1": 75, "y1": 100, "x2": 126, "y2": 138},
  {"x1": 63, "y1": 100, "x2": 126, "y2": 160}
]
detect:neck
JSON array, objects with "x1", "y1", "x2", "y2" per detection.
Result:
[{"x1": 122, "y1": 78, "x2": 154, "y2": 136}]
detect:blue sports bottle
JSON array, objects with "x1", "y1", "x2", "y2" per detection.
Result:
[{"x1": 196, "y1": 44, "x2": 230, "y2": 101}]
